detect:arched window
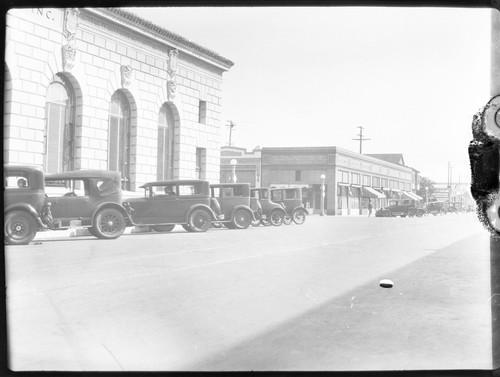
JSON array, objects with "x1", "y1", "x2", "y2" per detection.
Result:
[
  {"x1": 44, "y1": 75, "x2": 75, "y2": 173},
  {"x1": 109, "y1": 91, "x2": 131, "y2": 190},
  {"x1": 157, "y1": 104, "x2": 175, "y2": 180}
]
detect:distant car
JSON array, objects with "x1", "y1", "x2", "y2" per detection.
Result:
[
  {"x1": 4, "y1": 165, "x2": 128, "y2": 244},
  {"x1": 425, "y1": 201, "x2": 446, "y2": 216},
  {"x1": 375, "y1": 199, "x2": 425, "y2": 218},
  {"x1": 270, "y1": 187, "x2": 308, "y2": 224},
  {"x1": 250, "y1": 187, "x2": 287, "y2": 226},
  {"x1": 122, "y1": 180, "x2": 220, "y2": 233},
  {"x1": 209, "y1": 183, "x2": 256, "y2": 229}
]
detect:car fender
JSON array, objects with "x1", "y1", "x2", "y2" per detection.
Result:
[
  {"x1": 4, "y1": 203, "x2": 45, "y2": 228},
  {"x1": 92, "y1": 202, "x2": 130, "y2": 226},
  {"x1": 292, "y1": 205, "x2": 308, "y2": 214},
  {"x1": 186, "y1": 204, "x2": 218, "y2": 222},
  {"x1": 230, "y1": 205, "x2": 256, "y2": 221},
  {"x1": 266, "y1": 206, "x2": 286, "y2": 217}
]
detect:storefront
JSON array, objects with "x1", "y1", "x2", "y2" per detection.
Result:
[
  {"x1": 260, "y1": 146, "x2": 420, "y2": 215},
  {"x1": 4, "y1": 8, "x2": 234, "y2": 190}
]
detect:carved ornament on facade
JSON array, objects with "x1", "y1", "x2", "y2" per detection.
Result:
[
  {"x1": 167, "y1": 49, "x2": 179, "y2": 100},
  {"x1": 62, "y1": 8, "x2": 80, "y2": 72},
  {"x1": 121, "y1": 65, "x2": 133, "y2": 89}
]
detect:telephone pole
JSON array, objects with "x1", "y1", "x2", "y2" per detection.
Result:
[
  {"x1": 352, "y1": 126, "x2": 370, "y2": 154},
  {"x1": 226, "y1": 121, "x2": 236, "y2": 146}
]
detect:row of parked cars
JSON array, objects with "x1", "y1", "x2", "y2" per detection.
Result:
[
  {"x1": 375, "y1": 198, "x2": 473, "y2": 218},
  {"x1": 4, "y1": 165, "x2": 308, "y2": 245}
]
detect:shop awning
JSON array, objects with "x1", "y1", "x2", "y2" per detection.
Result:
[
  {"x1": 402, "y1": 191, "x2": 423, "y2": 200},
  {"x1": 362, "y1": 186, "x2": 386, "y2": 199}
]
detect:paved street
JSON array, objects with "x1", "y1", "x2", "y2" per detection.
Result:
[{"x1": 5, "y1": 213, "x2": 492, "y2": 371}]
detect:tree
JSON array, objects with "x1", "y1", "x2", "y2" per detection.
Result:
[{"x1": 417, "y1": 176, "x2": 436, "y2": 200}]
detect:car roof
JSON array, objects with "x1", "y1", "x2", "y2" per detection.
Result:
[
  {"x1": 45, "y1": 170, "x2": 121, "y2": 180},
  {"x1": 140, "y1": 180, "x2": 208, "y2": 188},
  {"x1": 4, "y1": 164, "x2": 44, "y2": 173},
  {"x1": 210, "y1": 183, "x2": 250, "y2": 188}
]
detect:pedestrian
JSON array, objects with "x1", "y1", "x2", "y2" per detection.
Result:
[{"x1": 368, "y1": 199, "x2": 373, "y2": 217}]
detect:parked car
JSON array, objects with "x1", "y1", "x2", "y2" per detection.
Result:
[
  {"x1": 425, "y1": 201, "x2": 446, "y2": 216},
  {"x1": 209, "y1": 183, "x2": 256, "y2": 229},
  {"x1": 270, "y1": 187, "x2": 308, "y2": 224},
  {"x1": 4, "y1": 165, "x2": 128, "y2": 244},
  {"x1": 122, "y1": 180, "x2": 220, "y2": 233},
  {"x1": 375, "y1": 199, "x2": 425, "y2": 218},
  {"x1": 250, "y1": 187, "x2": 287, "y2": 226}
]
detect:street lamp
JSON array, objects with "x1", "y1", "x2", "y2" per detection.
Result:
[
  {"x1": 230, "y1": 159, "x2": 237, "y2": 183},
  {"x1": 320, "y1": 174, "x2": 326, "y2": 216}
]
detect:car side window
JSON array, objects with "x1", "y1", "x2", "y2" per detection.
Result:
[
  {"x1": 5, "y1": 175, "x2": 29, "y2": 189},
  {"x1": 45, "y1": 179, "x2": 88, "y2": 197}
]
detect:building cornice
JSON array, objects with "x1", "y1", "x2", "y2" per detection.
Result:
[{"x1": 83, "y1": 8, "x2": 235, "y2": 71}]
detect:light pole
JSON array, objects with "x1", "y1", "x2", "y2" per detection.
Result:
[
  {"x1": 230, "y1": 159, "x2": 237, "y2": 183},
  {"x1": 320, "y1": 174, "x2": 326, "y2": 216}
]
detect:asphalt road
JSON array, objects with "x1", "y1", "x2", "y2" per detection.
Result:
[{"x1": 5, "y1": 213, "x2": 492, "y2": 371}]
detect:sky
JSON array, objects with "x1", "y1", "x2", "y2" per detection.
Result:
[{"x1": 125, "y1": 6, "x2": 492, "y2": 184}]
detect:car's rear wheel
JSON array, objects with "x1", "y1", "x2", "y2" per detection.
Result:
[
  {"x1": 188, "y1": 209, "x2": 211, "y2": 232},
  {"x1": 5, "y1": 211, "x2": 37, "y2": 245},
  {"x1": 408, "y1": 209, "x2": 416, "y2": 217},
  {"x1": 269, "y1": 209, "x2": 284, "y2": 226},
  {"x1": 232, "y1": 209, "x2": 252, "y2": 229},
  {"x1": 152, "y1": 224, "x2": 175, "y2": 232},
  {"x1": 417, "y1": 209, "x2": 424, "y2": 218},
  {"x1": 93, "y1": 208, "x2": 126, "y2": 239},
  {"x1": 292, "y1": 209, "x2": 307, "y2": 224}
]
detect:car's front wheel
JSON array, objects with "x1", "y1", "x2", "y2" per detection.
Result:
[
  {"x1": 232, "y1": 209, "x2": 252, "y2": 229},
  {"x1": 292, "y1": 209, "x2": 307, "y2": 224},
  {"x1": 152, "y1": 224, "x2": 175, "y2": 232},
  {"x1": 92, "y1": 208, "x2": 126, "y2": 239},
  {"x1": 269, "y1": 209, "x2": 284, "y2": 226},
  {"x1": 5, "y1": 211, "x2": 37, "y2": 245},
  {"x1": 188, "y1": 209, "x2": 212, "y2": 232}
]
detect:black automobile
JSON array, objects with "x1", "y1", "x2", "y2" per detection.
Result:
[
  {"x1": 375, "y1": 199, "x2": 425, "y2": 218},
  {"x1": 209, "y1": 183, "x2": 256, "y2": 229},
  {"x1": 4, "y1": 165, "x2": 128, "y2": 244},
  {"x1": 123, "y1": 180, "x2": 220, "y2": 233}
]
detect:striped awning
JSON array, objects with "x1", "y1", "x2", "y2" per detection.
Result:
[
  {"x1": 402, "y1": 191, "x2": 422, "y2": 201},
  {"x1": 362, "y1": 186, "x2": 386, "y2": 199}
]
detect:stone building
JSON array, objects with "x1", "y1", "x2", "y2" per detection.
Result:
[
  {"x1": 260, "y1": 146, "x2": 421, "y2": 215},
  {"x1": 4, "y1": 8, "x2": 233, "y2": 190}
]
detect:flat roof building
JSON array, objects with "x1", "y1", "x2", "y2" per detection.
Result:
[{"x1": 4, "y1": 8, "x2": 234, "y2": 190}]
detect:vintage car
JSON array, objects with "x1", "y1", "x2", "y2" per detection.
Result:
[
  {"x1": 4, "y1": 165, "x2": 128, "y2": 244},
  {"x1": 122, "y1": 180, "x2": 220, "y2": 233},
  {"x1": 375, "y1": 199, "x2": 425, "y2": 218},
  {"x1": 250, "y1": 187, "x2": 287, "y2": 226},
  {"x1": 425, "y1": 201, "x2": 446, "y2": 216},
  {"x1": 270, "y1": 187, "x2": 308, "y2": 224},
  {"x1": 209, "y1": 183, "x2": 256, "y2": 229}
]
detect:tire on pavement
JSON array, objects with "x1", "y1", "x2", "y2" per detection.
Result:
[
  {"x1": 92, "y1": 208, "x2": 126, "y2": 239},
  {"x1": 269, "y1": 209, "x2": 284, "y2": 226},
  {"x1": 232, "y1": 209, "x2": 252, "y2": 229},
  {"x1": 5, "y1": 211, "x2": 37, "y2": 245},
  {"x1": 188, "y1": 209, "x2": 212, "y2": 232},
  {"x1": 292, "y1": 208, "x2": 307, "y2": 224}
]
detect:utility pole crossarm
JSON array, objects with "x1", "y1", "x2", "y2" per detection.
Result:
[{"x1": 352, "y1": 126, "x2": 371, "y2": 154}]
